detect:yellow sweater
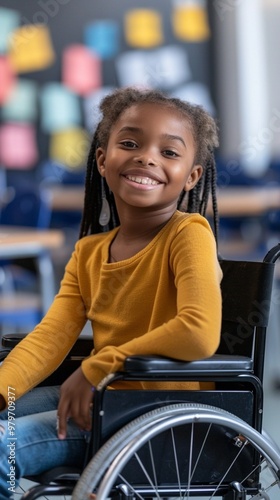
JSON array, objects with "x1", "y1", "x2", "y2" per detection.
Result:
[{"x1": 0, "y1": 212, "x2": 222, "y2": 404}]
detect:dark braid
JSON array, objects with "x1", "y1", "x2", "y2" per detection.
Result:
[
  {"x1": 79, "y1": 87, "x2": 219, "y2": 242},
  {"x1": 210, "y1": 158, "x2": 219, "y2": 242},
  {"x1": 80, "y1": 128, "x2": 119, "y2": 238},
  {"x1": 79, "y1": 132, "x2": 97, "y2": 238},
  {"x1": 182, "y1": 153, "x2": 219, "y2": 242}
]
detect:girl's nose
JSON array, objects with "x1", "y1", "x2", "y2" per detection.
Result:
[{"x1": 134, "y1": 153, "x2": 156, "y2": 166}]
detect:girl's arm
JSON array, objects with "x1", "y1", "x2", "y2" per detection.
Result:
[
  {"x1": 0, "y1": 248, "x2": 88, "y2": 408},
  {"x1": 81, "y1": 220, "x2": 222, "y2": 388}
]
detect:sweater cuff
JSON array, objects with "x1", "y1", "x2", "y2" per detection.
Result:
[{"x1": 81, "y1": 357, "x2": 107, "y2": 388}]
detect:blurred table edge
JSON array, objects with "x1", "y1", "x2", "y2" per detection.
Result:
[
  {"x1": 47, "y1": 185, "x2": 280, "y2": 216},
  {"x1": 0, "y1": 226, "x2": 65, "y2": 249},
  {"x1": 48, "y1": 186, "x2": 84, "y2": 212},
  {"x1": 215, "y1": 186, "x2": 280, "y2": 217},
  {"x1": 0, "y1": 227, "x2": 65, "y2": 315}
]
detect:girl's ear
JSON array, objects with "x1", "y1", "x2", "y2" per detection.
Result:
[
  {"x1": 96, "y1": 147, "x2": 106, "y2": 177},
  {"x1": 184, "y1": 164, "x2": 203, "y2": 192}
]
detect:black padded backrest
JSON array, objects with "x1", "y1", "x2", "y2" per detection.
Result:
[{"x1": 217, "y1": 259, "x2": 275, "y2": 358}]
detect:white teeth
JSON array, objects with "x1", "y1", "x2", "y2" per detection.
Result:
[{"x1": 126, "y1": 175, "x2": 159, "y2": 185}]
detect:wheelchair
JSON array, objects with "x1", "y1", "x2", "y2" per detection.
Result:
[{"x1": 1, "y1": 243, "x2": 280, "y2": 499}]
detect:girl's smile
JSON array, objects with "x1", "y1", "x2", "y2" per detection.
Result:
[{"x1": 124, "y1": 174, "x2": 160, "y2": 190}]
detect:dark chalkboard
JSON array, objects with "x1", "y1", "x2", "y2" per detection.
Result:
[{"x1": 0, "y1": 0, "x2": 214, "y2": 187}]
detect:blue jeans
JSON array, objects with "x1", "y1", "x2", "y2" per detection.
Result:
[{"x1": 0, "y1": 386, "x2": 90, "y2": 500}]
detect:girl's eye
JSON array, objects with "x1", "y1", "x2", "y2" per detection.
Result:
[
  {"x1": 120, "y1": 141, "x2": 137, "y2": 148},
  {"x1": 163, "y1": 150, "x2": 179, "y2": 158}
]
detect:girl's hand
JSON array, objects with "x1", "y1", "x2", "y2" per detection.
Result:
[{"x1": 57, "y1": 367, "x2": 94, "y2": 439}]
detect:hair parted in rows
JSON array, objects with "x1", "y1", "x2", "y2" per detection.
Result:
[{"x1": 79, "y1": 86, "x2": 219, "y2": 242}]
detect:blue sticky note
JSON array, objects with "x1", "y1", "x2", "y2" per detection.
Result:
[
  {"x1": 84, "y1": 20, "x2": 120, "y2": 59},
  {"x1": 0, "y1": 7, "x2": 20, "y2": 54},
  {"x1": 2, "y1": 79, "x2": 38, "y2": 122},
  {"x1": 40, "y1": 82, "x2": 81, "y2": 133}
]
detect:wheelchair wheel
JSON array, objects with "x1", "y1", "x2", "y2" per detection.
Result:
[{"x1": 72, "y1": 403, "x2": 280, "y2": 500}]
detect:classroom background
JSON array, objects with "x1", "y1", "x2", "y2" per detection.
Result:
[
  {"x1": 0, "y1": 2, "x2": 280, "y2": 498},
  {"x1": 0, "y1": 1, "x2": 279, "y2": 254},
  {"x1": 0, "y1": 1, "x2": 279, "y2": 329}
]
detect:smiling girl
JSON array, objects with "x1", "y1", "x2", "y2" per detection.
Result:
[{"x1": 0, "y1": 87, "x2": 222, "y2": 498}]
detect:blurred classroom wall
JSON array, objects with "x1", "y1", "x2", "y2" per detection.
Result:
[{"x1": 212, "y1": 0, "x2": 280, "y2": 179}]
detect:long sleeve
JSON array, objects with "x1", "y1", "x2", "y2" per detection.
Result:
[
  {"x1": 81, "y1": 214, "x2": 222, "y2": 388},
  {"x1": 0, "y1": 248, "x2": 89, "y2": 405}
]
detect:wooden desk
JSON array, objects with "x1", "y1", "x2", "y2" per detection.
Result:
[
  {"x1": 216, "y1": 187, "x2": 280, "y2": 217},
  {"x1": 0, "y1": 226, "x2": 64, "y2": 248},
  {"x1": 48, "y1": 185, "x2": 280, "y2": 217},
  {"x1": 0, "y1": 227, "x2": 65, "y2": 316},
  {"x1": 49, "y1": 186, "x2": 84, "y2": 212}
]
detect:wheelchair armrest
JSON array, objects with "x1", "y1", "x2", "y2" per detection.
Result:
[
  {"x1": 124, "y1": 354, "x2": 253, "y2": 376},
  {"x1": 1, "y1": 334, "x2": 94, "y2": 387},
  {"x1": 0, "y1": 349, "x2": 11, "y2": 362},
  {"x1": 1, "y1": 334, "x2": 94, "y2": 358},
  {"x1": 1, "y1": 333, "x2": 27, "y2": 349}
]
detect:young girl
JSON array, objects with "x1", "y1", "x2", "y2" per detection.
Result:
[{"x1": 0, "y1": 87, "x2": 222, "y2": 498}]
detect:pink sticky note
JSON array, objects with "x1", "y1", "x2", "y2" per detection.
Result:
[
  {"x1": 0, "y1": 123, "x2": 38, "y2": 169},
  {"x1": 62, "y1": 44, "x2": 101, "y2": 96},
  {"x1": 0, "y1": 56, "x2": 16, "y2": 104}
]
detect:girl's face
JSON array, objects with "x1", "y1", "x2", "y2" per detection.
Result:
[{"x1": 96, "y1": 103, "x2": 202, "y2": 214}]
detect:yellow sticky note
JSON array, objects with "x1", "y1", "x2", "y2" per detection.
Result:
[
  {"x1": 50, "y1": 128, "x2": 90, "y2": 170},
  {"x1": 173, "y1": 1, "x2": 210, "y2": 42},
  {"x1": 125, "y1": 9, "x2": 163, "y2": 48},
  {"x1": 8, "y1": 24, "x2": 55, "y2": 72}
]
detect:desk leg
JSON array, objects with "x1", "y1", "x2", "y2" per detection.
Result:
[{"x1": 37, "y1": 250, "x2": 56, "y2": 315}]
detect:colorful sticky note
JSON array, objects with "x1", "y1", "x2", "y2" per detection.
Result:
[
  {"x1": 0, "y1": 56, "x2": 16, "y2": 104},
  {"x1": 124, "y1": 9, "x2": 163, "y2": 48},
  {"x1": 0, "y1": 7, "x2": 20, "y2": 54},
  {"x1": 83, "y1": 86, "x2": 116, "y2": 133},
  {"x1": 41, "y1": 83, "x2": 81, "y2": 133},
  {"x1": 0, "y1": 123, "x2": 38, "y2": 169},
  {"x1": 84, "y1": 20, "x2": 120, "y2": 59},
  {"x1": 149, "y1": 45, "x2": 191, "y2": 89},
  {"x1": 2, "y1": 79, "x2": 37, "y2": 122},
  {"x1": 50, "y1": 128, "x2": 90, "y2": 170},
  {"x1": 116, "y1": 46, "x2": 191, "y2": 89},
  {"x1": 172, "y1": 0, "x2": 210, "y2": 42},
  {"x1": 62, "y1": 44, "x2": 101, "y2": 96},
  {"x1": 8, "y1": 24, "x2": 55, "y2": 72},
  {"x1": 115, "y1": 51, "x2": 148, "y2": 87}
]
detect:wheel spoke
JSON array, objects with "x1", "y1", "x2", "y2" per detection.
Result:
[
  {"x1": 190, "y1": 423, "x2": 212, "y2": 482},
  {"x1": 148, "y1": 440, "x2": 158, "y2": 488},
  {"x1": 185, "y1": 422, "x2": 194, "y2": 500},
  {"x1": 209, "y1": 439, "x2": 249, "y2": 499},
  {"x1": 170, "y1": 427, "x2": 183, "y2": 498}
]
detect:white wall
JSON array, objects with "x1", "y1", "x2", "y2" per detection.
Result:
[
  {"x1": 212, "y1": 0, "x2": 280, "y2": 175},
  {"x1": 262, "y1": 0, "x2": 280, "y2": 158}
]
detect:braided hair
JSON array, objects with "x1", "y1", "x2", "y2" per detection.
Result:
[{"x1": 79, "y1": 87, "x2": 219, "y2": 241}]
